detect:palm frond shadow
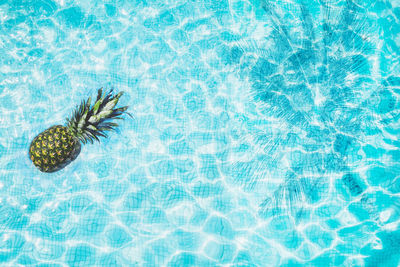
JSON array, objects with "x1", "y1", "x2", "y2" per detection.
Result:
[{"x1": 235, "y1": 0, "x2": 381, "y2": 219}]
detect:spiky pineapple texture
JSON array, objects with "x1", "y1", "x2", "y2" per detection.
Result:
[
  {"x1": 29, "y1": 125, "x2": 81, "y2": 173},
  {"x1": 29, "y1": 88, "x2": 129, "y2": 172}
]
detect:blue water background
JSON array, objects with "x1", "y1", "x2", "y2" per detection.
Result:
[{"x1": 1, "y1": 0, "x2": 400, "y2": 266}]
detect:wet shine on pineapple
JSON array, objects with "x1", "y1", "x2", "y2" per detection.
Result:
[{"x1": 29, "y1": 89, "x2": 129, "y2": 173}]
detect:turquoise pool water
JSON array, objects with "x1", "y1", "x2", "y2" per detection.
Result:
[{"x1": 1, "y1": 0, "x2": 400, "y2": 266}]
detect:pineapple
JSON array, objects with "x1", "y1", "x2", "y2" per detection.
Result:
[{"x1": 29, "y1": 88, "x2": 129, "y2": 173}]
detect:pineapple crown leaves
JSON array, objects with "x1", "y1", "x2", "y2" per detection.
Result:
[{"x1": 66, "y1": 88, "x2": 131, "y2": 144}]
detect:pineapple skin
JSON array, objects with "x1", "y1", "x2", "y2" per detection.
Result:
[{"x1": 29, "y1": 125, "x2": 81, "y2": 173}]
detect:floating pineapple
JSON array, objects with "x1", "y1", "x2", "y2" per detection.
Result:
[{"x1": 29, "y1": 88, "x2": 129, "y2": 173}]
